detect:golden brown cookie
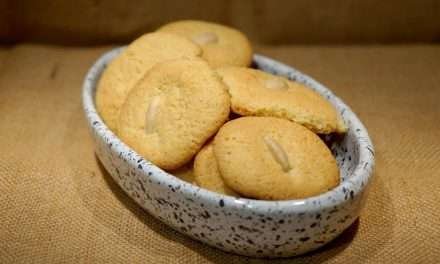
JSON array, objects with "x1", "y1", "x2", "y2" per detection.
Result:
[
  {"x1": 118, "y1": 59, "x2": 230, "y2": 170},
  {"x1": 96, "y1": 32, "x2": 201, "y2": 132},
  {"x1": 158, "y1": 20, "x2": 253, "y2": 68},
  {"x1": 194, "y1": 142, "x2": 239, "y2": 196},
  {"x1": 217, "y1": 67, "x2": 346, "y2": 134},
  {"x1": 213, "y1": 117, "x2": 340, "y2": 200},
  {"x1": 169, "y1": 162, "x2": 195, "y2": 184}
]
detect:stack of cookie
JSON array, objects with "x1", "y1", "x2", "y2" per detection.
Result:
[{"x1": 96, "y1": 20, "x2": 346, "y2": 200}]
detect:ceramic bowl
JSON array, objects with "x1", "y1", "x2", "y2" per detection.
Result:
[{"x1": 82, "y1": 48, "x2": 374, "y2": 258}]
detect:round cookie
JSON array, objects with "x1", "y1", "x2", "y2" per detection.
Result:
[
  {"x1": 118, "y1": 59, "x2": 230, "y2": 170},
  {"x1": 158, "y1": 20, "x2": 252, "y2": 68},
  {"x1": 96, "y1": 32, "x2": 201, "y2": 132},
  {"x1": 169, "y1": 162, "x2": 196, "y2": 184},
  {"x1": 194, "y1": 142, "x2": 239, "y2": 196},
  {"x1": 217, "y1": 67, "x2": 346, "y2": 134},
  {"x1": 213, "y1": 117, "x2": 340, "y2": 200}
]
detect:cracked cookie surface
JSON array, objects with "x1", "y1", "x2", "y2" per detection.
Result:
[
  {"x1": 158, "y1": 20, "x2": 252, "y2": 68},
  {"x1": 96, "y1": 32, "x2": 201, "y2": 132},
  {"x1": 213, "y1": 117, "x2": 340, "y2": 200},
  {"x1": 217, "y1": 67, "x2": 346, "y2": 134},
  {"x1": 118, "y1": 59, "x2": 230, "y2": 170}
]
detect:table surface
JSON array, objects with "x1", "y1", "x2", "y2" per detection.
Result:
[{"x1": 1, "y1": 44, "x2": 439, "y2": 263}]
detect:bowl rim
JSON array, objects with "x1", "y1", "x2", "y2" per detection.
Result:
[{"x1": 82, "y1": 47, "x2": 375, "y2": 214}]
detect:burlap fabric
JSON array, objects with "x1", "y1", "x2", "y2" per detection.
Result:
[{"x1": 1, "y1": 44, "x2": 439, "y2": 263}]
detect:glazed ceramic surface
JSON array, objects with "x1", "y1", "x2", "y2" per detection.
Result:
[{"x1": 82, "y1": 48, "x2": 375, "y2": 258}]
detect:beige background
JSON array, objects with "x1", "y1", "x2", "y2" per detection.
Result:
[
  {"x1": 1, "y1": 0, "x2": 440, "y2": 45},
  {"x1": 1, "y1": 1, "x2": 440, "y2": 263}
]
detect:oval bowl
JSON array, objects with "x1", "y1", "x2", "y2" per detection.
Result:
[{"x1": 82, "y1": 48, "x2": 375, "y2": 258}]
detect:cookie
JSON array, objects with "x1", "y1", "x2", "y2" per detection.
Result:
[
  {"x1": 158, "y1": 20, "x2": 253, "y2": 68},
  {"x1": 217, "y1": 67, "x2": 346, "y2": 134},
  {"x1": 194, "y1": 142, "x2": 239, "y2": 196},
  {"x1": 213, "y1": 117, "x2": 340, "y2": 200},
  {"x1": 118, "y1": 59, "x2": 230, "y2": 170},
  {"x1": 96, "y1": 32, "x2": 201, "y2": 132},
  {"x1": 170, "y1": 162, "x2": 195, "y2": 184}
]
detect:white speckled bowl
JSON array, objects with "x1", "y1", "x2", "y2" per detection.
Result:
[{"x1": 82, "y1": 48, "x2": 374, "y2": 258}]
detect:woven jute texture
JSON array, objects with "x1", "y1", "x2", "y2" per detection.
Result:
[{"x1": 1, "y1": 44, "x2": 439, "y2": 263}]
